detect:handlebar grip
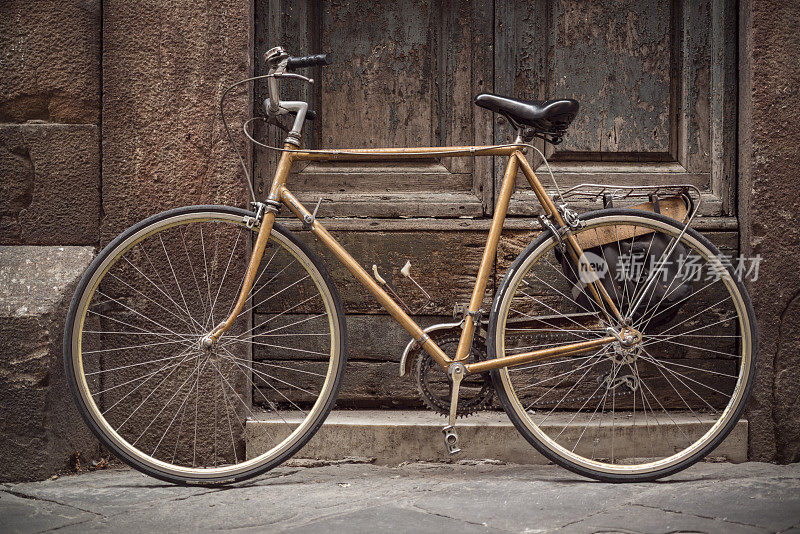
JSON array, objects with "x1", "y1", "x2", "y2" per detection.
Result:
[{"x1": 286, "y1": 53, "x2": 331, "y2": 70}]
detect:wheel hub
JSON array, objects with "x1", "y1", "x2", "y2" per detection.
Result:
[
  {"x1": 606, "y1": 325, "x2": 643, "y2": 364},
  {"x1": 199, "y1": 335, "x2": 215, "y2": 351}
]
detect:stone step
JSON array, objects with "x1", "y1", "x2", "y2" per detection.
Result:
[{"x1": 246, "y1": 410, "x2": 747, "y2": 465}]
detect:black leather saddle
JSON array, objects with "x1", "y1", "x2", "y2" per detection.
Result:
[{"x1": 474, "y1": 93, "x2": 579, "y2": 143}]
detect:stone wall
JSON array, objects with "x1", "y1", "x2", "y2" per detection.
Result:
[
  {"x1": 101, "y1": 0, "x2": 252, "y2": 241},
  {"x1": 739, "y1": 0, "x2": 800, "y2": 463},
  {"x1": 0, "y1": 0, "x2": 103, "y2": 481},
  {"x1": 0, "y1": 1, "x2": 101, "y2": 244},
  {"x1": 0, "y1": 247, "x2": 98, "y2": 482},
  {"x1": 0, "y1": 0, "x2": 252, "y2": 481}
]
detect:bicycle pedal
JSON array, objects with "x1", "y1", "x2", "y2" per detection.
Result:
[{"x1": 442, "y1": 425, "x2": 461, "y2": 455}]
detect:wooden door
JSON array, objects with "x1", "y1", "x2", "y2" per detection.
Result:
[
  {"x1": 495, "y1": 0, "x2": 737, "y2": 219},
  {"x1": 255, "y1": 0, "x2": 494, "y2": 217},
  {"x1": 253, "y1": 0, "x2": 738, "y2": 409},
  {"x1": 255, "y1": 0, "x2": 498, "y2": 408}
]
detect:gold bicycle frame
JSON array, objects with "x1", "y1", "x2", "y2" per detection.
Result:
[{"x1": 209, "y1": 142, "x2": 627, "y2": 376}]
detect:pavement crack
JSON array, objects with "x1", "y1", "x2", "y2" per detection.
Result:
[
  {"x1": 406, "y1": 502, "x2": 515, "y2": 533},
  {"x1": 630, "y1": 503, "x2": 764, "y2": 529},
  {"x1": 169, "y1": 487, "x2": 226, "y2": 502},
  {"x1": 37, "y1": 517, "x2": 96, "y2": 533},
  {"x1": 1, "y1": 489, "x2": 105, "y2": 518},
  {"x1": 549, "y1": 503, "x2": 625, "y2": 532},
  {"x1": 776, "y1": 521, "x2": 800, "y2": 534}
]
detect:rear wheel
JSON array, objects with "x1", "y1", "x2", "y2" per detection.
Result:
[
  {"x1": 489, "y1": 209, "x2": 757, "y2": 482},
  {"x1": 64, "y1": 205, "x2": 346, "y2": 484}
]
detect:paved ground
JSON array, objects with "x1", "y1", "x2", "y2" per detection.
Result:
[{"x1": 1, "y1": 461, "x2": 799, "y2": 533}]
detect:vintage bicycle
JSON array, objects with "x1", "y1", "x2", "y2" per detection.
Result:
[{"x1": 64, "y1": 48, "x2": 758, "y2": 485}]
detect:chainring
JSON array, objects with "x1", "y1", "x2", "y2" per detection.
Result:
[{"x1": 412, "y1": 328, "x2": 494, "y2": 417}]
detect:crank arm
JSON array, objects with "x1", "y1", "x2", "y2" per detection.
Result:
[{"x1": 442, "y1": 362, "x2": 466, "y2": 455}]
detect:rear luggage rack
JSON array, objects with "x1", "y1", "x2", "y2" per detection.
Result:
[{"x1": 558, "y1": 183, "x2": 702, "y2": 224}]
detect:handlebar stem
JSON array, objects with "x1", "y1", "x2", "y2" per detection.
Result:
[
  {"x1": 263, "y1": 47, "x2": 323, "y2": 146},
  {"x1": 263, "y1": 98, "x2": 308, "y2": 146},
  {"x1": 267, "y1": 77, "x2": 281, "y2": 113}
]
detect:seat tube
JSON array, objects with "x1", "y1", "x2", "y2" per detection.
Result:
[{"x1": 454, "y1": 151, "x2": 520, "y2": 361}]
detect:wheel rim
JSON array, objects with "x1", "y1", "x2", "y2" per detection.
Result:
[
  {"x1": 495, "y1": 214, "x2": 753, "y2": 476},
  {"x1": 70, "y1": 211, "x2": 342, "y2": 480}
]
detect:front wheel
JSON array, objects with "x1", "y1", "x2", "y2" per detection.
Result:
[
  {"x1": 64, "y1": 205, "x2": 347, "y2": 484},
  {"x1": 489, "y1": 209, "x2": 757, "y2": 482}
]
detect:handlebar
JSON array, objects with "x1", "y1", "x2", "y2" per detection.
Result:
[
  {"x1": 286, "y1": 53, "x2": 331, "y2": 70},
  {"x1": 263, "y1": 47, "x2": 329, "y2": 138}
]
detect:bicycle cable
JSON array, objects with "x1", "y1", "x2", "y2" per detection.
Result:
[
  {"x1": 221, "y1": 74, "x2": 566, "y2": 206},
  {"x1": 239, "y1": 115, "x2": 567, "y2": 206},
  {"x1": 221, "y1": 74, "x2": 276, "y2": 204}
]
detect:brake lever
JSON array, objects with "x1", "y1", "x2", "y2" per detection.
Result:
[{"x1": 266, "y1": 72, "x2": 314, "y2": 84}]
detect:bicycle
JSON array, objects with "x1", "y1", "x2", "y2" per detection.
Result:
[{"x1": 64, "y1": 47, "x2": 758, "y2": 485}]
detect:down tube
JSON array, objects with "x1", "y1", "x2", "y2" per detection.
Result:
[{"x1": 278, "y1": 187, "x2": 452, "y2": 368}]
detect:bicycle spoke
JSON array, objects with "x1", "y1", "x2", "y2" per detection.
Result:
[
  {"x1": 133, "y1": 353, "x2": 210, "y2": 447},
  {"x1": 107, "y1": 271, "x2": 201, "y2": 334},
  {"x1": 179, "y1": 226, "x2": 210, "y2": 324},
  {"x1": 82, "y1": 338, "x2": 194, "y2": 356},
  {"x1": 223, "y1": 292, "x2": 322, "y2": 344},
  {"x1": 70, "y1": 211, "x2": 342, "y2": 481},
  {"x1": 208, "y1": 228, "x2": 243, "y2": 325},
  {"x1": 494, "y1": 214, "x2": 753, "y2": 477},
  {"x1": 218, "y1": 345, "x2": 311, "y2": 418}
]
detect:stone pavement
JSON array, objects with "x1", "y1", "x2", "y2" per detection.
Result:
[{"x1": 1, "y1": 461, "x2": 798, "y2": 534}]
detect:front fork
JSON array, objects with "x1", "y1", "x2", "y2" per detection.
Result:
[
  {"x1": 203, "y1": 144, "x2": 297, "y2": 347},
  {"x1": 203, "y1": 205, "x2": 277, "y2": 347}
]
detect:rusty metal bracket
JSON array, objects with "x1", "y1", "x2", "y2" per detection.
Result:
[
  {"x1": 453, "y1": 303, "x2": 484, "y2": 327},
  {"x1": 539, "y1": 214, "x2": 568, "y2": 250}
]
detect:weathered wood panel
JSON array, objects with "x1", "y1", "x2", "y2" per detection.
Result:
[
  {"x1": 495, "y1": 0, "x2": 738, "y2": 217},
  {"x1": 497, "y1": 230, "x2": 737, "y2": 272},
  {"x1": 252, "y1": 357, "x2": 737, "y2": 411},
  {"x1": 253, "y1": 314, "x2": 451, "y2": 362},
  {"x1": 555, "y1": 0, "x2": 672, "y2": 154},
  {"x1": 255, "y1": 0, "x2": 495, "y2": 217},
  {"x1": 506, "y1": 357, "x2": 737, "y2": 411},
  {"x1": 252, "y1": 0, "x2": 740, "y2": 410},
  {"x1": 255, "y1": 229, "x2": 496, "y2": 315},
  {"x1": 249, "y1": 226, "x2": 740, "y2": 408},
  {"x1": 254, "y1": 361, "x2": 425, "y2": 409},
  {"x1": 275, "y1": 216, "x2": 739, "y2": 233}
]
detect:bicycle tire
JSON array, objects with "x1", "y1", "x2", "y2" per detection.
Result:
[
  {"x1": 488, "y1": 208, "x2": 757, "y2": 482},
  {"x1": 64, "y1": 205, "x2": 347, "y2": 485}
]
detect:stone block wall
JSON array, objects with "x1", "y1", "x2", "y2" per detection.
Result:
[
  {"x1": 0, "y1": 1, "x2": 100, "y2": 125},
  {"x1": 0, "y1": 0, "x2": 252, "y2": 481},
  {"x1": 101, "y1": 0, "x2": 252, "y2": 241},
  {"x1": 0, "y1": 247, "x2": 98, "y2": 482},
  {"x1": 739, "y1": 0, "x2": 800, "y2": 463},
  {"x1": 0, "y1": 0, "x2": 103, "y2": 481},
  {"x1": 0, "y1": 0, "x2": 101, "y2": 245},
  {"x1": 0, "y1": 125, "x2": 100, "y2": 245}
]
